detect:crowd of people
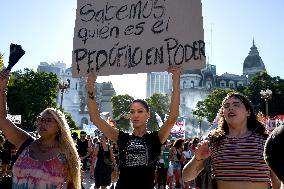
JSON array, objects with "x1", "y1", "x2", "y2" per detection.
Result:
[
  {"x1": 70, "y1": 131, "x2": 203, "y2": 189},
  {"x1": 0, "y1": 66, "x2": 283, "y2": 189}
]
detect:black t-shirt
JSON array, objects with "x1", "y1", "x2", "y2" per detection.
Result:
[
  {"x1": 76, "y1": 139, "x2": 89, "y2": 157},
  {"x1": 116, "y1": 131, "x2": 161, "y2": 189},
  {"x1": 96, "y1": 143, "x2": 112, "y2": 167}
]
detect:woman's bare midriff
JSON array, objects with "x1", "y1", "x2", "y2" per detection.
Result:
[{"x1": 217, "y1": 180, "x2": 270, "y2": 189}]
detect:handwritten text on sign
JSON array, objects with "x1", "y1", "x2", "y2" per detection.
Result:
[{"x1": 72, "y1": 0, "x2": 205, "y2": 77}]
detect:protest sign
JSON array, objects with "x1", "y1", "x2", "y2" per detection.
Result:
[{"x1": 72, "y1": 0, "x2": 205, "y2": 77}]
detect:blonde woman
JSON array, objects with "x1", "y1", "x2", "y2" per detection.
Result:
[{"x1": 0, "y1": 70, "x2": 81, "y2": 189}]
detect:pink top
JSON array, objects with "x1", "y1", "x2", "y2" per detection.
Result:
[{"x1": 12, "y1": 146, "x2": 66, "y2": 189}]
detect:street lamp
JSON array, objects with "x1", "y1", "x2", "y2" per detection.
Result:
[
  {"x1": 59, "y1": 79, "x2": 70, "y2": 110},
  {"x1": 260, "y1": 89, "x2": 272, "y2": 117}
]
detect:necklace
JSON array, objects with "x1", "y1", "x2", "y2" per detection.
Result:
[{"x1": 37, "y1": 140, "x2": 58, "y2": 149}]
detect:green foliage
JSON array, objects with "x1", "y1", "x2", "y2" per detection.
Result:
[
  {"x1": 64, "y1": 111, "x2": 79, "y2": 130},
  {"x1": 242, "y1": 72, "x2": 284, "y2": 116},
  {"x1": 146, "y1": 93, "x2": 170, "y2": 131},
  {"x1": 193, "y1": 88, "x2": 236, "y2": 123},
  {"x1": 146, "y1": 93, "x2": 170, "y2": 122},
  {"x1": 7, "y1": 69, "x2": 59, "y2": 131},
  {"x1": 111, "y1": 94, "x2": 134, "y2": 131}
]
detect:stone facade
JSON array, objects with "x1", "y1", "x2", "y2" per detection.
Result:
[
  {"x1": 146, "y1": 40, "x2": 266, "y2": 137},
  {"x1": 146, "y1": 40, "x2": 265, "y2": 97},
  {"x1": 37, "y1": 62, "x2": 116, "y2": 128}
]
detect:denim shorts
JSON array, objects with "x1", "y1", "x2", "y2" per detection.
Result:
[{"x1": 171, "y1": 161, "x2": 181, "y2": 170}]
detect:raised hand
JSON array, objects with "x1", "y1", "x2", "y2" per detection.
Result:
[{"x1": 194, "y1": 140, "x2": 211, "y2": 160}]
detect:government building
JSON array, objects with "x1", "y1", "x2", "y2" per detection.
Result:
[
  {"x1": 146, "y1": 40, "x2": 266, "y2": 136},
  {"x1": 37, "y1": 61, "x2": 116, "y2": 128}
]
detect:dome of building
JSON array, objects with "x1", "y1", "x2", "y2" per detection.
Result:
[
  {"x1": 243, "y1": 40, "x2": 265, "y2": 71},
  {"x1": 243, "y1": 40, "x2": 265, "y2": 81},
  {"x1": 243, "y1": 55, "x2": 263, "y2": 68}
]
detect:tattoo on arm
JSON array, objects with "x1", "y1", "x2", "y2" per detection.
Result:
[{"x1": 88, "y1": 91, "x2": 95, "y2": 100}]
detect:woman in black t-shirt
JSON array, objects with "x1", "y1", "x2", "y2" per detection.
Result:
[{"x1": 86, "y1": 67, "x2": 180, "y2": 189}]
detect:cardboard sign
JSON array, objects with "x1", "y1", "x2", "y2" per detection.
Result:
[
  {"x1": 72, "y1": 0, "x2": 205, "y2": 77},
  {"x1": 7, "y1": 114, "x2": 21, "y2": 124}
]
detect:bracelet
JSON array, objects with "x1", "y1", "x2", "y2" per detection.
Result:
[
  {"x1": 0, "y1": 89, "x2": 7, "y2": 93},
  {"x1": 194, "y1": 157, "x2": 204, "y2": 161}
]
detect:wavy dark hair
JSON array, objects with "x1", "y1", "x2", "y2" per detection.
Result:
[
  {"x1": 173, "y1": 138, "x2": 184, "y2": 149},
  {"x1": 208, "y1": 92, "x2": 268, "y2": 142}
]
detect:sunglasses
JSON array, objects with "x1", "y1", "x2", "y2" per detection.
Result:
[{"x1": 37, "y1": 117, "x2": 56, "y2": 124}]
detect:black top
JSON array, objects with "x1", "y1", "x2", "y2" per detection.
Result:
[
  {"x1": 76, "y1": 139, "x2": 89, "y2": 157},
  {"x1": 96, "y1": 143, "x2": 111, "y2": 167},
  {"x1": 116, "y1": 131, "x2": 161, "y2": 189}
]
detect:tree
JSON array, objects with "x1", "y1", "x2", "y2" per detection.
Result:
[
  {"x1": 146, "y1": 93, "x2": 170, "y2": 131},
  {"x1": 242, "y1": 72, "x2": 284, "y2": 116},
  {"x1": 192, "y1": 101, "x2": 206, "y2": 122},
  {"x1": 111, "y1": 94, "x2": 134, "y2": 131},
  {"x1": 64, "y1": 111, "x2": 79, "y2": 130},
  {"x1": 193, "y1": 88, "x2": 236, "y2": 123},
  {"x1": 146, "y1": 93, "x2": 170, "y2": 122},
  {"x1": 7, "y1": 69, "x2": 59, "y2": 131}
]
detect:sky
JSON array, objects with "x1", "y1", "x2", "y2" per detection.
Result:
[{"x1": 1, "y1": 0, "x2": 283, "y2": 99}]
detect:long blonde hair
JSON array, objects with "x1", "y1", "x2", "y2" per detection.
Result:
[{"x1": 41, "y1": 108, "x2": 81, "y2": 189}]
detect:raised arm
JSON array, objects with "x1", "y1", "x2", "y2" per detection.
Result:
[
  {"x1": 86, "y1": 72, "x2": 119, "y2": 143},
  {"x1": 0, "y1": 70, "x2": 30, "y2": 148},
  {"x1": 182, "y1": 140, "x2": 211, "y2": 182},
  {"x1": 158, "y1": 67, "x2": 181, "y2": 143}
]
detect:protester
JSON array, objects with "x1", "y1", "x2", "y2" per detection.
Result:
[
  {"x1": 264, "y1": 125, "x2": 284, "y2": 188},
  {"x1": 0, "y1": 70, "x2": 81, "y2": 188},
  {"x1": 167, "y1": 140, "x2": 175, "y2": 189},
  {"x1": 86, "y1": 67, "x2": 180, "y2": 189},
  {"x1": 93, "y1": 133, "x2": 116, "y2": 189},
  {"x1": 182, "y1": 141, "x2": 192, "y2": 189},
  {"x1": 156, "y1": 142, "x2": 170, "y2": 189},
  {"x1": 77, "y1": 131, "x2": 90, "y2": 171},
  {"x1": 182, "y1": 92, "x2": 279, "y2": 189},
  {"x1": 169, "y1": 138, "x2": 184, "y2": 188},
  {"x1": 111, "y1": 142, "x2": 120, "y2": 185},
  {"x1": 89, "y1": 137, "x2": 99, "y2": 179},
  {"x1": 0, "y1": 134, "x2": 16, "y2": 178}
]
